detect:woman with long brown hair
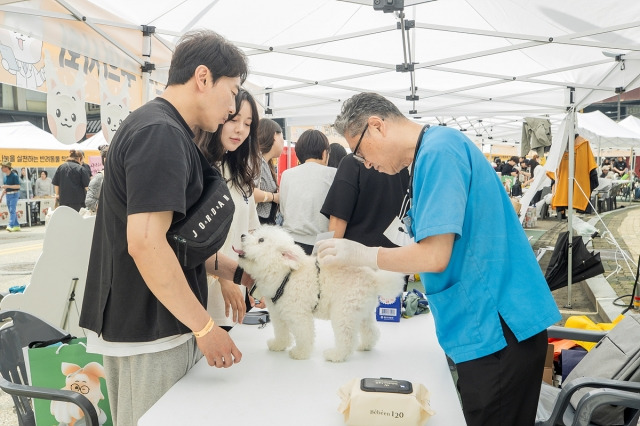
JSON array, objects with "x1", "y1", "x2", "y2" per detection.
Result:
[{"x1": 195, "y1": 88, "x2": 262, "y2": 328}]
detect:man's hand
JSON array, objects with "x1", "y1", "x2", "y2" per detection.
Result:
[
  {"x1": 220, "y1": 279, "x2": 246, "y2": 324},
  {"x1": 196, "y1": 327, "x2": 242, "y2": 368},
  {"x1": 317, "y1": 238, "x2": 379, "y2": 269}
]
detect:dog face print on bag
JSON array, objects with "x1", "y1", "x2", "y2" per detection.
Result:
[{"x1": 50, "y1": 361, "x2": 108, "y2": 425}]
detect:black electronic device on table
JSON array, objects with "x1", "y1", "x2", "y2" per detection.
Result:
[{"x1": 360, "y1": 377, "x2": 413, "y2": 394}]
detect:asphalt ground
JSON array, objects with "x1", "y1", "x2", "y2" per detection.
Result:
[{"x1": 531, "y1": 201, "x2": 640, "y2": 325}]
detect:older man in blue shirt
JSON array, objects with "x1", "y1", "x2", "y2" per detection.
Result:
[{"x1": 318, "y1": 92, "x2": 560, "y2": 426}]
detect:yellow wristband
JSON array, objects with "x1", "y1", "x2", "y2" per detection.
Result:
[
  {"x1": 262, "y1": 192, "x2": 269, "y2": 203},
  {"x1": 193, "y1": 317, "x2": 215, "y2": 338}
]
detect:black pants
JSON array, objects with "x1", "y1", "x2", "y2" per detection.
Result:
[{"x1": 455, "y1": 317, "x2": 547, "y2": 426}]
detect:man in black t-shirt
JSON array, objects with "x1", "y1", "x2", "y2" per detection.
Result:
[
  {"x1": 79, "y1": 30, "x2": 250, "y2": 424},
  {"x1": 500, "y1": 156, "x2": 519, "y2": 177},
  {"x1": 612, "y1": 156, "x2": 628, "y2": 177},
  {"x1": 52, "y1": 151, "x2": 90, "y2": 211},
  {"x1": 321, "y1": 154, "x2": 409, "y2": 248}
]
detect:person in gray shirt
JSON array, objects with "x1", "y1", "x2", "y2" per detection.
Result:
[
  {"x1": 85, "y1": 145, "x2": 109, "y2": 212},
  {"x1": 279, "y1": 129, "x2": 336, "y2": 254},
  {"x1": 35, "y1": 170, "x2": 53, "y2": 197}
]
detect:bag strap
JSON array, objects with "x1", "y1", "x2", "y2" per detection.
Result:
[{"x1": 28, "y1": 333, "x2": 75, "y2": 349}]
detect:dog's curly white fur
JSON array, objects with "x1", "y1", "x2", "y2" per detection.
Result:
[{"x1": 236, "y1": 226, "x2": 404, "y2": 362}]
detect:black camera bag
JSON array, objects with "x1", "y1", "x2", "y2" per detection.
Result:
[{"x1": 166, "y1": 147, "x2": 235, "y2": 269}]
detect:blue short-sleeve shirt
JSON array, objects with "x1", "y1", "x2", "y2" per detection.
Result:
[
  {"x1": 407, "y1": 126, "x2": 560, "y2": 364},
  {"x1": 4, "y1": 171, "x2": 19, "y2": 186}
]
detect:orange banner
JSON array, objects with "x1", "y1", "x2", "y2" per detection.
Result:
[{"x1": 0, "y1": 149, "x2": 100, "y2": 168}]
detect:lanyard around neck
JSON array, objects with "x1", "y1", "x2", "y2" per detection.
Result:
[{"x1": 403, "y1": 125, "x2": 430, "y2": 214}]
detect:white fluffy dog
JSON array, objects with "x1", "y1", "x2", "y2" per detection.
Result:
[{"x1": 235, "y1": 226, "x2": 405, "y2": 362}]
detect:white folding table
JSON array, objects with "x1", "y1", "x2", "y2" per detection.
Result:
[{"x1": 138, "y1": 313, "x2": 466, "y2": 425}]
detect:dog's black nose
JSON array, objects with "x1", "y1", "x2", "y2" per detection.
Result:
[{"x1": 240, "y1": 234, "x2": 246, "y2": 240}]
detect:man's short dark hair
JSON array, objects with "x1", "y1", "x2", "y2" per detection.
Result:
[
  {"x1": 167, "y1": 29, "x2": 248, "y2": 86},
  {"x1": 295, "y1": 130, "x2": 329, "y2": 164},
  {"x1": 99, "y1": 144, "x2": 109, "y2": 166}
]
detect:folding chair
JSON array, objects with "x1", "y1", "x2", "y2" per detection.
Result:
[
  {"x1": 536, "y1": 325, "x2": 640, "y2": 426},
  {"x1": 0, "y1": 310, "x2": 98, "y2": 426}
]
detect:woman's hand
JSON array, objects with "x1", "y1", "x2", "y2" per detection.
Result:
[
  {"x1": 253, "y1": 297, "x2": 266, "y2": 309},
  {"x1": 220, "y1": 279, "x2": 247, "y2": 324}
]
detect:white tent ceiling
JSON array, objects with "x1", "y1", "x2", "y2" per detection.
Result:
[{"x1": 1, "y1": 0, "x2": 640, "y2": 142}]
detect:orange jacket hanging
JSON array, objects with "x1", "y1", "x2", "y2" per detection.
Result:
[{"x1": 550, "y1": 136, "x2": 597, "y2": 211}]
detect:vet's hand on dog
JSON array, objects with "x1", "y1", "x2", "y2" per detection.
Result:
[
  {"x1": 316, "y1": 238, "x2": 380, "y2": 270},
  {"x1": 196, "y1": 327, "x2": 242, "y2": 368},
  {"x1": 220, "y1": 279, "x2": 246, "y2": 324}
]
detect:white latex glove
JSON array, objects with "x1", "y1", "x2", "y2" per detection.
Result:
[{"x1": 316, "y1": 238, "x2": 379, "y2": 269}]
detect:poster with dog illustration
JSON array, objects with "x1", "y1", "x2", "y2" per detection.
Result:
[{"x1": 25, "y1": 337, "x2": 112, "y2": 426}]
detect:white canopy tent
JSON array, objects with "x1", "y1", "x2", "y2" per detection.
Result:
[
  {"x1": 0, "y1": 121, "x2": 100, "y2": 168},
  {"x1": 0, "y1": 121, "x2": 75, "y2": 151},
  {"x1": 79, "y1": 131, "x2": 107, "y2": 150},
  {"x1": 3, "y1": 0, "x2": 640, "y2": 307},
  {"x1": 577, "y1": 110, "x2": 640, "y2": 151},
  {"x1": 620, "y1": 115, "x2": 640, "y2": 136},
  {"x1": 0, "y1": 121, "x2": 102, "y2": 154}
]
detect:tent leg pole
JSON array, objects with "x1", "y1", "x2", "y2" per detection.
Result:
[{"x1": 566, "y1": 106, "x2": 576, "y2": 309}]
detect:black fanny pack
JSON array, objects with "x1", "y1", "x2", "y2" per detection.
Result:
[{"x1": 166, "y1": 148, "x2": 235, "y2": 269}]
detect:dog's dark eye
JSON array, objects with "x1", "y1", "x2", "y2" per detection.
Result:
[{"x1": 258, "y1": 238, "x2": 264, "y2": 243}]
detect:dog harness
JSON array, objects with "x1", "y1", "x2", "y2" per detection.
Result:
[
  {"x1": 270, "y1": 272, "x2": 291, "y2": 304},
  {"x1": 269, "y1": 261, "x2": 321, "y2": 311}
]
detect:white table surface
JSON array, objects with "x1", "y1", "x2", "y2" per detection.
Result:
[{"x1": 138, "y1": 313, "x2": 466, "y2": 426}]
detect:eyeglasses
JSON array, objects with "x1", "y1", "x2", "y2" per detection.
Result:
[
  {"x1": 70, "y1": 383, "x2": 90, "y2": 395},
  {"x1": 353, "y1": 124, "x2": 368, "y2": 163}
]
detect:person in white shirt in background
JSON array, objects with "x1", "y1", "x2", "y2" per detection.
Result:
[
  {"x1": 195, "y1": 88, "x2": 264, "y2": 329},
  {"x1": 279, "y1": 129, "x2": 337, "y2": 255}
]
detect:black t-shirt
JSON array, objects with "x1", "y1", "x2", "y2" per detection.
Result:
[
  {"x1": 82, "y1": 162, "x2": 92, "y2": 178},
  {"x1": 79, "y1": 97, "x2": 207, "y2": 342},
  {"x1": 321, "y1": 154, "x2": 409, "y2": 247},
  {"x1": 500, "y1": 162, "x2": 515, "y2": 176},
  {"x1": 52, "y1": 160, "x2": 90, "y2": 209},
  {"x1": 613, "y1": 160, "x2": 627, "y2": 173}
]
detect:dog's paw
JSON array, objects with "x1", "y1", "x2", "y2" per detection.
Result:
[
  {"x1": 357, "y1": 341, "x2": 376, "y2": 351},
  {"x1": 267, "y1": 338, "x2": 289, "y2": 352},
  {"x1": 288, "y1": 346, "x2": 311, "y2": 360},
  {"x1": 323, "y1": 348, "x2": 349, "y2": 363}
]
